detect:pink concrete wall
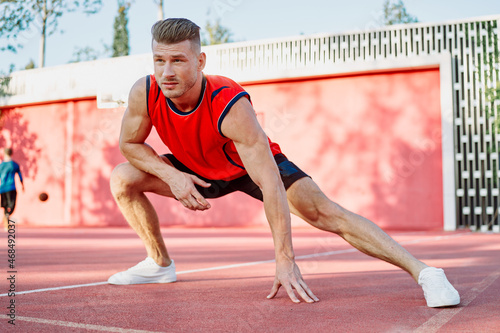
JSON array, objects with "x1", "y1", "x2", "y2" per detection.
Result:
[
  {"x1": 0, "y1": 99, "x2": 126, "y2": 227},
  {"x1": 1, "y1": 102, "x2": 68, "y2": 226},
  {"x1": 245, "y1": 68, "x2": 444, "y2": 230},
  {"x1": 0, "y1": 68, "x2": 443, "y2": 230}
]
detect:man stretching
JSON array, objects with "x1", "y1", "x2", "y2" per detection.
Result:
[{"x1": 108, "y1": 18, "x2": 460, "y2": 307}]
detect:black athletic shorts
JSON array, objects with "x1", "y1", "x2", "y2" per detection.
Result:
[
  {"x1": 164, "y1": 153, "x2": 310, "y2": 201},
  {"x1": 1, "y1": 190, "x2": 17, "y2": 215}
]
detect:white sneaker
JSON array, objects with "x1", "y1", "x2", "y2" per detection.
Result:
[
  {"x1": 418, "y1": 267, "x2": 460, "y2": 307},
  {"x1": 108, "y1": 257, "x2": 177, "y2": 285}
]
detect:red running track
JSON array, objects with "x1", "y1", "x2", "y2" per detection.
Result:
[{"x1": 0, "y1": 227, "x2": 499, "y2": 332}]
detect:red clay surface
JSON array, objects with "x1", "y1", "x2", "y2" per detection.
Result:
[{"x1": 1, "y1": 227, "x2": 499, "y2": 332}]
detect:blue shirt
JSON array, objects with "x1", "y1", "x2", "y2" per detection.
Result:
[{"x1": 0, "y1": 160, "x2": 23, "y2": 194}]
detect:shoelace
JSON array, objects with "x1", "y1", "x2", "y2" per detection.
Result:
[{"x1": 128, "y1": 258, "x2": 156, "y2": 270}]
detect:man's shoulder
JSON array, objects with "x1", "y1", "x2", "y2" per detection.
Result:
[
  {"x1": 205, "y1": 75, "x2": 242, "y2": 89},
  {"x1": 127, "y1": 76, "x2": 149, "y2": 114},
  {"x1": 205, "y1": 74, "x2": 246, "y2": 102},
  {"x1": 2, "y1": 160, "x2": 19, "y2": 168},
  {"x1": 0, "y1": 161, "x2": 9, "y2": 171}
]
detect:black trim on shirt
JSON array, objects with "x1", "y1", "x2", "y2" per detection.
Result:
[
  {"x1": 166, "y1": 75, "x2": 207, "y2": 116},
  {"x1": 146, "y1": 75, "x2": 151, "y2": 117},
  {"x1": 222, "y1": 142, "x2": 245, "y2": 170},
  {"x1": 217, "y1": 91, "x2": 250, "y2": 138},
  {"x1": 154, "y1": 84, "x2": 161, "y2": 103},
  {"x1": 211, "y1": 86, "x2": 229, "y2": 102}
]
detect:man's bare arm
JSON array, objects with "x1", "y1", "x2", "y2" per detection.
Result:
[
  {"x1": 119, "y1": 77, "x2": 163, "y2": 174},
  {"x1": 221, "y1": 97, "x2": 318, "y2": 303}
]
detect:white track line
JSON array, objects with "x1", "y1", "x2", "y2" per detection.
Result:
[
  {"x1": 0, "y1": 232, "x2": 471, "y2": 297},
  {"x1": 0, "y1": 281, "x2": 109, "y2": 296},
  {"x1": 414, "y1": 268, "x2": 500, "y2": 333},
  {"x1": 0, "y1": 314, "x2": 160, "y2": 332},
  {"x1": 176, "y1": 258, "x2": 275, "y2": 275}
]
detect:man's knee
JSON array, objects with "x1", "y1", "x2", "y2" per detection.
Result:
[
  {"x1": 110, "y1": 163, "x2": 138, "y2": 197},
  {"x1": 292, "y1": 190, "x2": 347, "y2": 232},
  {"x1": 311, "y1": 199, "x2": 347, "y2": 230},
  {"x1": 289, "y1": 179, "x2": 339, "y2": 216}
]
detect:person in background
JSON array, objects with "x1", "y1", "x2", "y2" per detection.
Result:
[{"x1": 0, "y1": 148, "x2": 24, "y2": 230}]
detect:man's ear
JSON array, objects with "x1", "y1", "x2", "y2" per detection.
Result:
[{"x1": 198, "y1": 52, "x2": 206, "y2": 71}]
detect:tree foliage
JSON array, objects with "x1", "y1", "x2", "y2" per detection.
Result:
[
  {"x1": 24, "y1": 59, "x2": 35, "y2": 69},
  {"x1": 382, "y1": 0, "x2": 418, "y2": 26},
  {"x1": 69, "y1": 43, "x2": 110, "y2": 63},
  {"x1": 112, "y1": 1, "x2": 130, "y2": 57},
  {"x1": 201, "y1": 20, "x2": 233, "y2": 46},
  {"x1": 0, "y1": 0, "x2": 102, "y2": 67},
  {"x1": 0, "y1": 64, "x2": 15, "y2": 98}
]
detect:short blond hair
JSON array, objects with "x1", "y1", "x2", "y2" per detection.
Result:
[{"x1": 151, "y1": 18, "x2": 201, "y2": 53}]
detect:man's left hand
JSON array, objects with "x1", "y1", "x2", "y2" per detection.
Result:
[{"x1": 267, "y1": 258, "x2": 319, "y2": 303}]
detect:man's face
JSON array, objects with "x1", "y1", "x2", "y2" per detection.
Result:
[{"x1": 152, "y1": 39, "x2": 204, "y2": 99}]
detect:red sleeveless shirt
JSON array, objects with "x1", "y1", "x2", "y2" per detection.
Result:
[{"x1": 146, "y1": 74, "x2": 282, "y2": 181}]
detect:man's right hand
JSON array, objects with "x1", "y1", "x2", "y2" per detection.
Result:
[{"x1": 167, "y1": 172, "x2": 211, "y2": 211}]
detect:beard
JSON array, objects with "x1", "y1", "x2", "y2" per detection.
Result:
[{"x1": 160, "y1": 72, "x2": 198, "y2": 99}]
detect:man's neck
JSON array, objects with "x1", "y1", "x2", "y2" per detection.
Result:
[{"x1": 169, "y1": 73, "x2": 204, "y2": 112}]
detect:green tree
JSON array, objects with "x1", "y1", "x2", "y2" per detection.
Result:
[
  {"x1": 0, "y1": 64, "x2": 15, "y2": 98},
  {"x1": 0, "y1": 60, "x2": 36, "y2": 98},
  {"x1": 201, "y1": 20, "x2": 233, "y2": 46},
  {"x1": 24, "y1": 59, "x2": 35, "y2": 69},
  {"x1": 112, "y1": 1, "x2": 130, "y2": 57},
  {"x1": 382, "y1": 0, "x2": 418, "y2": 25},
  {"x1": 69, "y1": 42, "x2": 110, "y2": 63},
  {"x1": 466, "y1": 21, "x2": 500, "y2": 229},
  {"x1": 0, "y1": 0, "x2": 102, "y2": 68}
]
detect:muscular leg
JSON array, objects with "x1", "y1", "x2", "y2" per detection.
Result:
[
  {"x1": 286, "y1": 177, "x2": 428, "y2": 282},
  {"x1": 110, "y1": 159, "x2": 175, "y2": 267}
]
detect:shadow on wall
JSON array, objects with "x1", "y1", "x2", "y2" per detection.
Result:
[
  {"x1": 0, "y1": 103, "x2": 73, "y2": 226},
  {"x1": 363, "y1": 71, "x2": 443, "y2": 230},
  {"x1": 4, "y1": 68, "x2": 439, "y2": 228},
  {"x1": 306, "y1": 69, "x2": 443, "y2": 230},
  {"x1": 0, "y1": 109, "x2": 40, "y2": 179},
  {"x1": 71, "y1": 103, "x2": 126, "y2": 227},
  {"x1": 71, "y1": 135, "x2": 124, "y2": 226},
  {"x1": 246, "y1": 68, "x2": 443, "y2": 231}
]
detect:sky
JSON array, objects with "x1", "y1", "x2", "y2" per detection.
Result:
[{"x1": 1, "y1": 0, "x2": 500, "y2": 74}]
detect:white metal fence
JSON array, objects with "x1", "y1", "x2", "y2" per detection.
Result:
[{"x1": 1, "y1": 15, "x2": 499, "y2": 231}]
